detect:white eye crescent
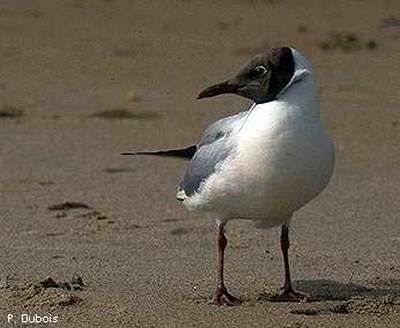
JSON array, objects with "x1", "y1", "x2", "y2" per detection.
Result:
[{"x1": 250, "y1": 65, "x2": 268, "y2": 78}]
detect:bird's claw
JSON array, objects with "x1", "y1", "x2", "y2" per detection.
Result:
[
  {"x1": 211, "y1": 286, "x2": 242, "y2": 306},
  {"x1": 270, "y1": 287, "x2": 308, "y2": 302}
]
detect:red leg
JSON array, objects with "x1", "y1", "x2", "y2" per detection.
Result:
[
  {"x1": 272, "y1": 224, "x2": 307, "y2": 302},
  {"x1": 211, "y1": 221, "x2": 241, "y2": 306}
]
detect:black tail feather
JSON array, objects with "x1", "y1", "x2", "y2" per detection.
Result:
[{"x1": 121, "y1": 145, "x2": 197, "y2": 160}]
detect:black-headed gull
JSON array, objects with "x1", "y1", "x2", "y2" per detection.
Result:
[{"x1": 123, "y1": 47, "x2": 335, "y2": 306}]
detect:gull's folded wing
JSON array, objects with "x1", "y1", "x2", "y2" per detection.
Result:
[{"x1": 178, "y1": 111, "x2": 247, "y2": 199}]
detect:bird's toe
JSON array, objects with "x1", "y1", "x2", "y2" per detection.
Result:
[
  {"x1": 270, "y1": 288, "x2": 309, "y2": 303},
  {"x1": 211, "y1": 286, "x2": 242, "y2": 306}
]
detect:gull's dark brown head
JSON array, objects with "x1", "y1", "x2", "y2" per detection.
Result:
[{"x1": 197, "y1": 47, "x2": 295, "y2": 104}]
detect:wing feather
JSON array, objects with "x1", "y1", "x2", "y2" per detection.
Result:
[{"x1": 178, "y1": 111, "x2": 247, "y2": 198}]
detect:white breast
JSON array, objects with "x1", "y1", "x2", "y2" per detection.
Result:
[
  {"x1": 187, "y1": 102, "x2": 334, "y2": 226},
  {"x1": 185, "y1": 63, "x2": 335, "y2": 227}
]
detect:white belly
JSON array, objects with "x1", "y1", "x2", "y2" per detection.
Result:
[{"x1": 184, "y1": 105, "x2": 335, "y2": 227}]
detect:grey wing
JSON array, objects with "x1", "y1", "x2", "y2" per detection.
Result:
[
  {"x1": 199, "y1": 111, "x2": 247, "y2": 146},
  {"x1": 177, "y1": 111, "x2": 247, "y2": 199}
]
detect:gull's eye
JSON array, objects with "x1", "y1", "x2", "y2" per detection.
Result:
[{"x1": 248, "y1": 65, "x2": 267, "y2": 79}]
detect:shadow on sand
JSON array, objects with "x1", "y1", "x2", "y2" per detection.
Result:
[{"x1": 293, "y1": 279, "x2": 400, "y2": 301}]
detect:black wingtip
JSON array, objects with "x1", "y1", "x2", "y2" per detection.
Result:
[
  {"x1": 120, "y1": 146, "x2": 197, "y2": 160},
  {"x1": 120, "y1": 152, "x2": 137, "y2": 156}
]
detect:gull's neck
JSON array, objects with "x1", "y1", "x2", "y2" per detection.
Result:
[{"x1": 279, "y1": 72, "x2": 320, "y2": 121}]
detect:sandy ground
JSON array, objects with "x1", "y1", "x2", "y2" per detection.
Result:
[{"x1": 0, "y1": 0, "x2": 400, "y2": 327}]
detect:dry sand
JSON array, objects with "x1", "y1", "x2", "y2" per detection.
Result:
[{"x1": 0, "y1": 0, "x2": 400, "y2": 327}]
